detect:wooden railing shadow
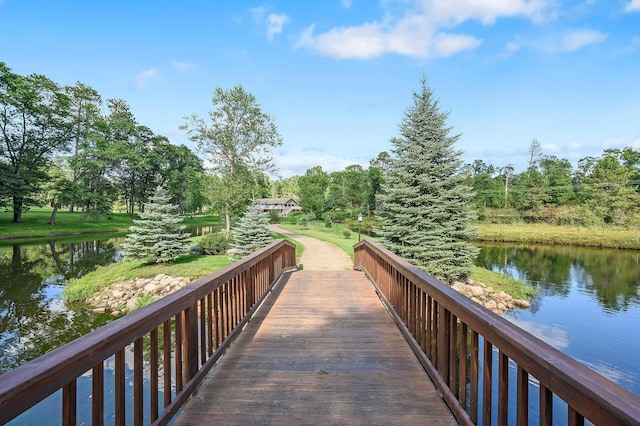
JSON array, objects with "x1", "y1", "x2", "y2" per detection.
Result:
[
  {"x1": 0, "y1": 239, "x2": 296, "y2": 425},
  {"x1": 354, "y1": 239, "x2": 640, "y2": 426}
]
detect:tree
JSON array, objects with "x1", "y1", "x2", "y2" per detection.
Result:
[
  {"x1": 580, "y1": 153, "x2": 639, "y2": 225},
  {"x1": 121, "y1": 190, "x2": 189, "y2": 263},
  {"x1": 527, "y1": 138, "x2": 543, "y2": 170},
  {"x1": 230, "y1": 203, "x2": 273, "y2": 257},
  {"x1": 0, "y1": 62, "x2": 71, "y2": 222},
  {"x1": 539, "y1": 155, "x2": 574, "y2": 205},
  {"x1": 181, "y1": 85, "x2": 282, "y2": 235},
  {"x1": 377, "y1": 78, "x2": 478, "y2": 283},
  {"x1": 298, "y1": 166, "x2": 329, "y2": 218}
]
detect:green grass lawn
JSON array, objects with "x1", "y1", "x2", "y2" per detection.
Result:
[
  {"x1": 0, "y1": 207, "x2": 221, "y2": 242},
  {"x1": 475, "y1": 222, "x2": 640, "y2": 249},
  {"x1": 65, "y1": 254, "x2": 233, "y2": 302},
  {"x1": 277, "y1": 221, "x2": 360, "y2": 260}
]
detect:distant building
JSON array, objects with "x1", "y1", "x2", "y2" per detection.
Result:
[{"x1": 255, "y1": 198, "x2": 302, "y2": 217}]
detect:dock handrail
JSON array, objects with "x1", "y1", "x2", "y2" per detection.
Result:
[
  {"x1": 354, "y1": 239, "x2": 640, "y2": 426},
  {"x1": 0, "y1": 239, "x2": 297, "y2": 425}
]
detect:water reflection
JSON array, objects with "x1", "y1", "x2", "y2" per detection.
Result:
[
  {"x1": 0, "y1": 238, "x2": 122, "y2": 373},
  {"x1": 477, "y1": 242, "x2": 640, "y2": 397},
  {"x1": 476, "y1": 243, "x2": 640, "y2": 312}
]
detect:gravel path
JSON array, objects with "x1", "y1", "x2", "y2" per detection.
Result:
[{"x1": 269, "y1": 225, "x2": 352, "y2": 271}]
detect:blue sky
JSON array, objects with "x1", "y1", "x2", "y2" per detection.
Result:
[{"x1": 2, "y1": 0, "x2": 640, "y2": 177}]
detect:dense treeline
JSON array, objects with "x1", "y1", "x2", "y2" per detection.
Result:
[
  {"x1": 3, "y1": 62, "x2": 639, "y2": 230},
  {"x1": 278, "y1": 140, "x2": 640, "y2": 227},
  {"x1": 0, "y1": 62, "x2": 206, "y2": 224}
]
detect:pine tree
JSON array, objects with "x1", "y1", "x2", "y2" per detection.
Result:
[
  {"x1": 121, "y1": 191, "x2": 189, "y2": 263},
  {"x1": 231, "y1": 203, "x2": 273, "y2": 257},
  {"x1": 377, "y1": 78, "x2": 479, "y2": 283}
]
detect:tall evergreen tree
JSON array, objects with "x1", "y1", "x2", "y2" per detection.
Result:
[
  {"x1": 121, "y1": 190, "x2": 189, "y2": 263},
  {"x1": 231, "y1": 203, "x2": 273, "y2": 257},
  {"x1": 378, "y1": 78, "x2": 478, "y2": 283}
]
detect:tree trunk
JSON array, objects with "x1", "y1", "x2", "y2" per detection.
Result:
[
  {"x1": 48, "y1": 200, "x2": 61, "y2": 225},
  {"x1": 13, "y1": 197, "x2": 23, "y2": 223},
  {"x1": 225, "y1": 210, "x2": 231, "y2": 237}
]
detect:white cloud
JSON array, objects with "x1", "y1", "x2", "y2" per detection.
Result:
[
  {"x1": 295, "y1": 0, "x2": 553, "y2": 59},
  {"x1": 170, "y1": 61, "x2": 196, "y2": 73},
  {"x1": 625, "y1": 0, "x2": 640, "y2": 12},
  {"x1": 342, "y1": 0, "x2": 352, "y2": 9},
  {"x1": 569, "y1": 142, "x2": 582, "y2": 150},
  {"x1": 505, "y1": 41, "x2": 521, "y2": 54},
  {"x1": 266, "y1": 13, "x2": 291, "y2": 41},
  {"x1": 560, "y1": 29, "x2": 607, "y2": 52},
  {"x1": 542, "y1": 143, "x2": 560, "y2": 152},
  {"x1": 134, "y1": 68, "x2": 161, "y2": 90}
]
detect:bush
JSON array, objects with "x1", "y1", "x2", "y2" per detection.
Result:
[
  {"x1": 200, "y1": 232, "x2": 230, "y2": 255},
  {"x1": 325, "y1": 218, "x2": 332, "y2": 228},
  {"x1": 299, "y1": 216, "x2": 309, "y2": 230},
  {"x1": 268, "y1": 210, "x2": 281, "y2": 224},
  {"x1": 343, "y1": 230, "x2": 351, "y2": 239}
]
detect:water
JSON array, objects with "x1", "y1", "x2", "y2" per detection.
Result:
[
  {"x1": 0, "y1": 237, "x2": 123, "y2": 373},
  {"x1": 476, "y1": 243, "x2": 640, "y2": 397}
]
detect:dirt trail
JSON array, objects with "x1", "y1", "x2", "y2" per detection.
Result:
[{"x1": 269, "y1": 225, "x2": 352, "y2": 271}]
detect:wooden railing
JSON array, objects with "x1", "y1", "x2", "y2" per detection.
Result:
[
  {"x1": 0, "y1": 239, "x2": 296, "y2": 425},
  {"x1": 354, "y1": 239, "x2": 640, "y2": 426}
]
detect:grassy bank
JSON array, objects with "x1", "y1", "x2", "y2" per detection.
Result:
[
  {"x1": 64, "y1": 254, "x2": 232, "y2": 302},
  {"x1": 475, "y1": 222, "x2": 640, "y2": 249},
  {"x1": 0, "y1": 207, "x2": 221, "y2": 242},
  {"x1": 66, "y1": 232, "x2": 300, "y2": 304}
]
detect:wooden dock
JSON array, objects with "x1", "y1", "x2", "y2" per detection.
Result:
[{"x1": 173, "y1": 270, "x2": 456, "y2": 425}]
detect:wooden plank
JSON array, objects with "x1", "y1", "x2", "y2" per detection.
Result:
[{"x1": 173, "y1": 270, "x2": 456, "y2": 425}]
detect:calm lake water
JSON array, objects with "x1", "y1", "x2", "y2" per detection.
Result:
[
  {"x1": 476, "y1": 243, "x2": 640, "y2": 398},
  {"x1": 1, "y1": 236, "x2": 639, "y2": 422}
]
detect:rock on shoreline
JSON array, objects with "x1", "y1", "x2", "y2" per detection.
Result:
[
  {"x1": 452, "y1": 279, "x2": 531, "y2": 314},
  {"x1": 89, "y1": 274, "x2": 193, "y2": 316},
  {"x1": 88, "y1": 274, "x2": 530, "y2": 317}
]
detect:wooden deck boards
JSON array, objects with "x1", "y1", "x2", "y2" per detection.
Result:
[{"x1": 173, "y1": 270, "x2": 457, "y2": 425}]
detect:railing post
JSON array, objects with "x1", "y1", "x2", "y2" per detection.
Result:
[{"x1": 183, "y1": 305, "x2": 199, "y2": 381}]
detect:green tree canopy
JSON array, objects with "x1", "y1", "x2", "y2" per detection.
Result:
[{"x1": 181, "y1": 85, "x2": 282, "y2": 235}]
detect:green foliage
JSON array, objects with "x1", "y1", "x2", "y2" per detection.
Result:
[
  {"x1": 231, "y1": 203, "x2": 273, "y2": 257},
  {"x1": 343, "y1": 230, "x2": 351, "y2": 239},
  {"x1": 268, "y1": 209, "x2": 281, "y2": 224},
  {"x1": 378, "y1": 77, "x2": 479, "y2": 283},
  {"x1": 181, "y1": 85, "x2": 282, "y2": 235},
  {"x1": 121, "y1": 191, "x2": 189, "y2": 263},
  {"x1": 298, "y1": 216, "x2": 309, "y2": 230},
  {"x1": 325, "y1": 217, "x2": 332, "y2": 227},
  {"x1": 200, "y1": 231, "x2": 230, "y2": 255},
  {"x1": 297, "y1": 166, "x2": 329, "y2": 218}
]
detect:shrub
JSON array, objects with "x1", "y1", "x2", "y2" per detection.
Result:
[
  {"x1": 268, "y1": 210, "x2": 281, "y2": 224},
  {"x1": 325, "y1": 218, "x2": 332, "y2": 228},
  {"x1": 200, "y1": 232, "x2": 230, "y2": 255},
  {"x1": 343, "y1": 230, "x2": 351, "y2": 239},
  {"x1": 299, "y1": 216, "x2": 309, "y2": 230}
]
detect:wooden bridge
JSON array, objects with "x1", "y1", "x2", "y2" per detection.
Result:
[{"x1": 1, "y1": 239, "x2": 640, "y2": 425}]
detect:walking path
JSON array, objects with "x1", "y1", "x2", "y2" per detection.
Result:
[{"x1": 269, "y1": 224, "x2": 352, "y2": 271}]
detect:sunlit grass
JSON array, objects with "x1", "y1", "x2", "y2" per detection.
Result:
[
  {"x1": 64, "y1": 254, "x2": 232, "y2": 302},
  {"x1": 0, "y1": 207, "x2": 221, "y2": 242},
  {"x1": 471, "y1": 266, "x2": 535, "y2": 300},
  {"x1": 277, "y1": 221, "x2": 359, "y2": 260},
  {"x1": 475, "y1": 222, "x2": 640, "y2": 249}
]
